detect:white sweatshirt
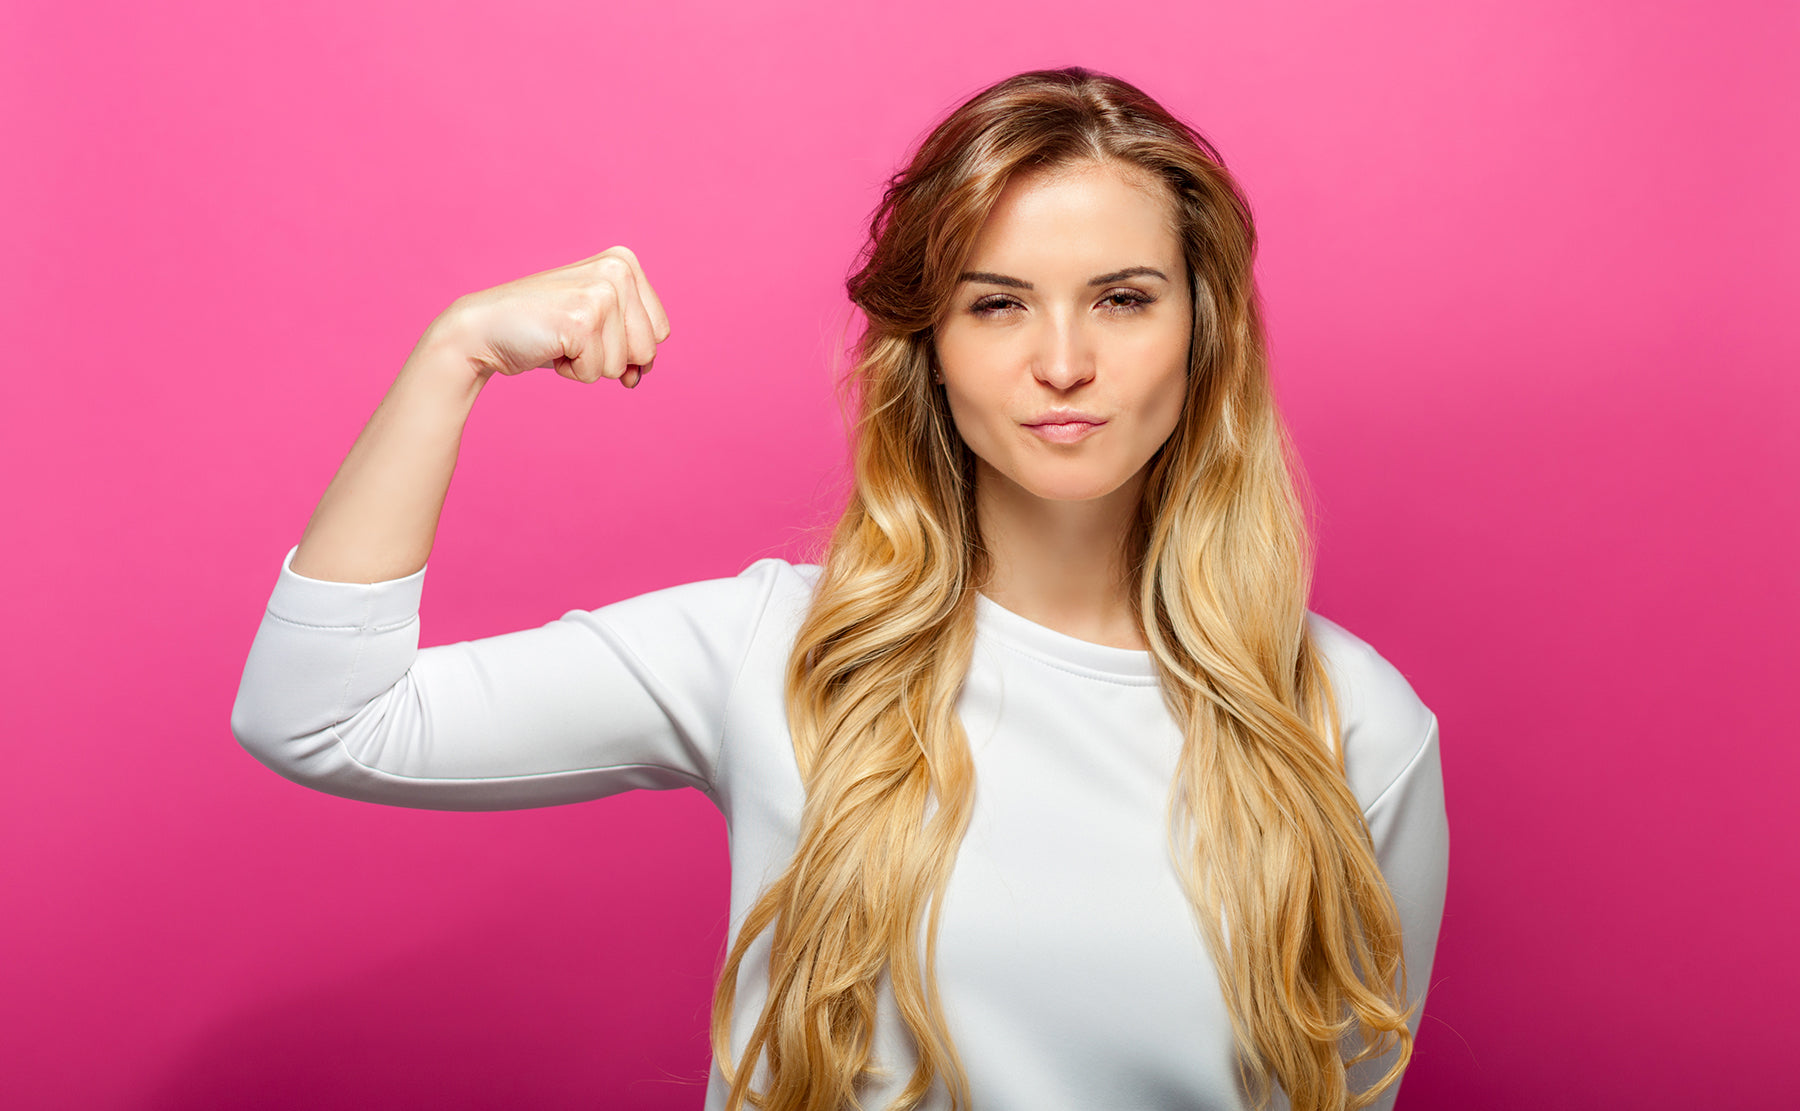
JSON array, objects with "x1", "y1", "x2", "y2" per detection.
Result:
[{"x1": 231, "y1": 545, "x2": 1449, "y2": 1111}]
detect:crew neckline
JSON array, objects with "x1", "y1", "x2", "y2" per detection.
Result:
[{"x1": 973, "y1": 592, "x2": 1159, "y2": 681}]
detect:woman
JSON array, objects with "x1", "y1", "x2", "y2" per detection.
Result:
[{"x1": 232, "y1": 66, "x2": 1448, "y2": 1111}]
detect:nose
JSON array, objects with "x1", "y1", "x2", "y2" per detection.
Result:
[{"x1": 1032, "y1": 311, "x2": 1097, "y2": 391}]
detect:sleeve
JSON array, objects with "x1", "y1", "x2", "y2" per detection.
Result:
[
  {"x1": 228, "y1": 543, "x2": 792, "y2": 812},
  {"x1": 1303, "y1": 612, "x2": 1450, "y2": 1110},
  {"x1": 1347, "y1": 712, "x2": 1449, "y2": 1111}
]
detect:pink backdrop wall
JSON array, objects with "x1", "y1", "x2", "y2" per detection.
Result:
[{"x1": 4, "y1": 0, "x2": 1794, "y2": 1106}]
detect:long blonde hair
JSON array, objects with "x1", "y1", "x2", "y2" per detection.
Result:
[{"x1": 710, "y1": 66, "x2": 1416, "y2": 1111}]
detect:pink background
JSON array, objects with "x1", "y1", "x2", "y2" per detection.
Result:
[{"x1": 3, "y1": 0, "x2": 1794, "y2": 1107}]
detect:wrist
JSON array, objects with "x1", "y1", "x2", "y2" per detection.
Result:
[{"x1": 402, "y1": 312, "x2": 491, "y2": 400}]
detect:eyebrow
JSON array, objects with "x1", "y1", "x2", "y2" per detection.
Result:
[{"x1": 956, "y1": 266, "x2": 1169, "y2": 290}]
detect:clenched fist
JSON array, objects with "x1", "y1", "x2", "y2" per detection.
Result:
[{"x1": 429, "y1": 246, "x2": 672, "y2": 389}]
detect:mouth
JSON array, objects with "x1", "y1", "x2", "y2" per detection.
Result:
[{"x1": 1023, "y1": 411, "x2": 1107, "y2": 444}]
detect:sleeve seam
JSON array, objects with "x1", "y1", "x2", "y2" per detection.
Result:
[
  {"x1": 579, "y1": 612, "x2": 725, "y2": 791},
  {"x1": 264, "y1": 610, "x2": 420, "y2": 634},
  {"x1": 341, "y1": 592, "x2": 375, "y2": 724},
  {"x1": 711, "y1": 562, "x2": 787, "y2": 782},
  {"x1": 1362, "y1": 710, "x2": 1440, "y2": 817},
  {"x1": 330, "y1": 725, "x2": 712, "y2": 791}
]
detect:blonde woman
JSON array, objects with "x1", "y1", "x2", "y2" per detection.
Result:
[{"x1": 232, "y1": 66, "x2": 1449, "y2": 1111}]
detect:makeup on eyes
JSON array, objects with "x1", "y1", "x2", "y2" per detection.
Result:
[{"x1": 969, "y1": 290, "x2": 1156, "y2": 315}]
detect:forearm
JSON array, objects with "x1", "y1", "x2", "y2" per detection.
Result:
[{"x1": 289, "y1": 317, "x2": 487, "y2": 585}]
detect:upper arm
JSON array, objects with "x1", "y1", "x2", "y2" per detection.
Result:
[
  {"x1": 229, "y1": 546, "x2": 796, "y2": 812},
  {"x1": 1363, "y1": 712, "x2": 1449, "y2": 1017},
  {"x1": 1342, "y1": 713, "x2": 1449, "y2": 1110},
  {"x1": 1307, "y1": 613, "x2": 1451, "y2": 1108}
]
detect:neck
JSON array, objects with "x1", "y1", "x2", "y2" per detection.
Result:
[{"x1": 973, "y1": 460, "x2": 1148, "y2": 651}]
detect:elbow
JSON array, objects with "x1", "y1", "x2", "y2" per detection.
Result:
[
  {"x1": 228, "y1": 690, "x2": 335, "y2": 788},
  {"x1": 230, "y1": 713, "x2": 302, "y2": 787},
  {"x1": 228, "y1": 692, "x2": 280, "y2": 767}
]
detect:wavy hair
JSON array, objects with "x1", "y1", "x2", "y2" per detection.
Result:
[{"x1": 709, "y1": 66, "x2": 1416, "y2": 1111}]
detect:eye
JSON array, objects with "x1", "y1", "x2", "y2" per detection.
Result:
[
  {"x1": 969, "y1": 291, "x2": 1155, "y2": 317},
  {"x1": 1101, "y1": 289, "x2": 1154, "y2": 313},
  {"x1": 970, "y1": 294, "x2": 1019, "y2": 316}
]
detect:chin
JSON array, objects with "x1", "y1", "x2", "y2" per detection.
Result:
[{"x1": 1013, "y1": 469, "x2": 1136, "y2": 504}]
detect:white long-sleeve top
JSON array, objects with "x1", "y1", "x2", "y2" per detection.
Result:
[{"x1": 231, "y1": 545, "x2": 1449, "y2": 1110}]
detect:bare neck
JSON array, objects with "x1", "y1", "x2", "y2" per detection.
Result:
[{"x1": 973, "y1": 461, "x2": 1147, "y2": 651}]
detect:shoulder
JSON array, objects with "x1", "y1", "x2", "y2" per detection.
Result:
[{"x1": 1305, "y1": 611, "x2": 1439, "y2": 815}]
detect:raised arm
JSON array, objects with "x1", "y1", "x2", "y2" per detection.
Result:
[
  {"x1": 229, "y1": 248, "x2": 775, "y2": 813},
  {"x1": 287, "y1": 245, "x2": 670, "y2": 586}
]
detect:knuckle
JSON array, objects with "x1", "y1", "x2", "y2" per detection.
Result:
[
  {"x1": 593, "y1": 254, "x2": 633, "y2": 282},
  {"x1": 585, "y1": 282, "x2": 617, "y2": 314}
]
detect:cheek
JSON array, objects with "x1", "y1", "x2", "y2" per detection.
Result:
[
  {"x1": 936, "y1": 344, "x2": 1014, "y2": 439},
  {"x1": 941, "y1": 385, "x2": 1006, "y2": 457},
  {"x1": 1153, "y1": 366, "x2": 1189, "y2": 436},
  {"x1": 1134, "y1": 338, "x2": 1191, "y2": 446}
]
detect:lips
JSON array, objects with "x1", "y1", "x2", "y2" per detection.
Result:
[{"x1": 1023, "y1": 410, "x2": 1107, "y2": 444}]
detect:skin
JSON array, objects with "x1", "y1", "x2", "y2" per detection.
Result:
[{"x1": 933, "y1": 159, "x2": 1193, "y2": 651}]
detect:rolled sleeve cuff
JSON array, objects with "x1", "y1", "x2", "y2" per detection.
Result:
[{"x1": 268, "y1": 544, "x2": 428, "y2": 630}]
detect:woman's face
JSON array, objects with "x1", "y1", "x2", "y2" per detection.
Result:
[{"x1": 933, "y1": 159, "x2": 1192, "y2": 506}]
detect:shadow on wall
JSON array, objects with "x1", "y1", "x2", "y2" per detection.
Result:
[{"x1": 146, "y1": 918, "x2": 715, "y2": 1110}]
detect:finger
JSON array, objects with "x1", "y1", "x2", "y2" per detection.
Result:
[
  {"x1": 605, "y1": 245, "x2": 672, "y2": 343},
  {"x1": 599, "y1": 259, "x2": 659, "y2": 370},
  {"x1": 596, "y1": 286, "x2": 628, "y2": 381},
  {"x1": 568, "y1": 317, "x2": 611, "y2": 384},
  {"x1": 621, "y1": 366, "x2": 641, "y2": 389},
  {"x1": 556, "y1": 354, "x2": 595, "y2": 384}
]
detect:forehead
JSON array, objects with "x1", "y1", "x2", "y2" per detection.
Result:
[{"x1": 966, "y1": 161, "x2": 1180, "y2": 273}]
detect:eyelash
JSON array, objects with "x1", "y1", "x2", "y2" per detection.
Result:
[{"x1": 970, "y1": 290, "x2": 1154, "y2": 317}]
